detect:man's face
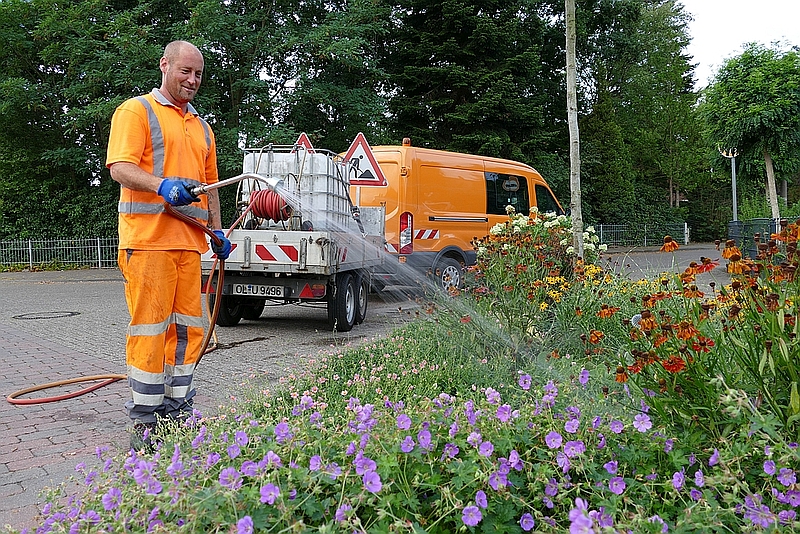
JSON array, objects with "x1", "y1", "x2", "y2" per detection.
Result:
[{"x1": 160, "y1": 47, "x2": 204, "y2": 107}]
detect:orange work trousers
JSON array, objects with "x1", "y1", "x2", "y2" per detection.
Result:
[{"x1": 118, "y1": 249, "x2": 206, "y2": 423}]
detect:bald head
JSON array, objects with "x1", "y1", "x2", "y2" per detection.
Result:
[{"x1": 159, "y1": 41, "x2": 204, "y2": 111}]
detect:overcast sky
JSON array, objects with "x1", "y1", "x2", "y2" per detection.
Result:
[{"x1": 680, "y1": 0, "x2": 799, "y2": 88}]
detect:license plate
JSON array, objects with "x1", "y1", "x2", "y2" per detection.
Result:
[{"x1": 231, "y1": 283, "x2": 285, "y2": 297}]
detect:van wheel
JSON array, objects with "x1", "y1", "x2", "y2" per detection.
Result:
[
  {"x1": 242, "y1": 299, "x2": 266, "y2": 320},
  {"x1": 433, "y1": 257, "x2": 463, "y2": 292},
  {"x1": 209, "y1": 293, "x2": 243, "y2": 327},
  {"x1": 354, "y1": 272, "x2": 369, "y2": 325},
  {"x1": 328, "y1": 273, "x2": 356, "y2": 332}
]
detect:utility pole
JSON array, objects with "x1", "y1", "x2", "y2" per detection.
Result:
[{"x1": 719, "y1": 148, "x2": 738, "y2": 221}]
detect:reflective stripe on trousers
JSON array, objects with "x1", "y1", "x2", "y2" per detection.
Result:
[{"x1": 118, "y1": 249, "x2": 205, "y2": 422}]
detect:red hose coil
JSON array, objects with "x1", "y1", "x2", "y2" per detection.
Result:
[{"x1": 250, "y1": 189, "x2": 292, "y2": 221}]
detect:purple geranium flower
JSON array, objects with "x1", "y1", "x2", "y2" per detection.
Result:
[
  {"x1": 479, "y1": 441, "x2": 494, "y2": 457},
  {"x1": 609, "y1": 476, "x2": 626, "y2": 495},
  {"x1": 565, "y1": 419, "x2": 580, "y2": 434},
  {"x1": 462, "y1": 505, "x2": 482, "y2": 526},
  {"x1": 633, "y1": 413, "x2": 652, "y2": 432},
  {"x1": 309, "y1": 455, "x2": 322, "y2": 471},
  {"x1": 234, "y1": 430, "x2": 249, "y2": 447},
  {"x1": 579, "y1": 369, "x2": 590, "y2": 386},
  {"x1": 401, "y1": 436, "x2": 415, "y2": 453},
  {"x1": 363, "y1": 470, "x2": 382, "y2": 493},
  {"x1": 260, "y1": 483, "x2": 280, "y2": 505},
  {"x1": 604, "y1": 460, "x2": 618, "y2": 475},
  {"x1": 778, "y1": 468, "x2": 797, "y2": 487},
  {"x1": 563, "y1": 440, "x2": 585, "y2": 458},
  {"x1": 219, "y1": 467, "x2": 242, "y2": 491},
  {"x1": 475, "y1": 490, "x2": 488, "y2": 509},
  {"x1": 518, "y1": 374, "x2": 532, "y2": 390},
  {"x1": 520, "y1": 512, "x2": 535, "y2": 531},
  {"x1": 672, "y1": 470, "x2": 685, "y2": 490},
  {"x1": 496, "y1": 404, "x2": 512, "y2": 422},
  {"x1": 335, "y1": 503, "x2": 351, "y2": 522},
  {"x1": 101, "y1": 487, "x2": 122, "y2": 511},
  {"x1": 609, "y1": 420, "x2": 624, "y2": 433},
  {"x1": 709, "y1": 448, "x2": 720, "y2": 466},
  {"x1": 695, "y1": 470, "x2": 705, "y2": 487},
  {"x1": 418, "y1": 429, "x2": 432, "y2": 451},
  {"x1": 764, "y1": 460, "x2": 776, "y2": 476},
  {"x1": 236, "y1": 516, "x2": 254, "y2": 534},
  {"x1": 545, "y1": 431, "x2": 563, "y2": 449},
  {"x1": 396, "y1": 414, "x2": 411, "y2": 430}
]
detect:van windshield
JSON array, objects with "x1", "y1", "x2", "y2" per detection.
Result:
[
  {"x1": 535, "y1": 184, "x2": 564, "y2": 215},
  {"x1": 485, "y1": 172, "x2": 529, "y2": 215}
]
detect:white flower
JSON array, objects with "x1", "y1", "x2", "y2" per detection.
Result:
[
  {"x1": 560, "y1": 238, "x2": 570, "y2": 246},
  {"x1": 489, "y1": 224, "x2": 505, "y2": 235},
  {"x1": 586, "y1": 226, "x2": 595, "y2": 234},
  {"x1": 585, "y1": 242, "x2": 596, "y2": 251},
  {"x1": 566, "y1": 246, "x2": 575, "y2": 255},
  {"x1": 599, "y1": 244, "x2": 608, "y2": 251}
]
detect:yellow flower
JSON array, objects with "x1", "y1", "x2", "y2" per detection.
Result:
[{"x1": 539, "y1": 302, "x2": 549, "y2": 311}]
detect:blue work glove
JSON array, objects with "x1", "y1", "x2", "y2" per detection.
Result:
[
  {"x1": 211, "y1": 230, "x2": 232, "y2": 260},
  {"x1": 158, "y1": 179, "x2": 199, "y2": 206}
]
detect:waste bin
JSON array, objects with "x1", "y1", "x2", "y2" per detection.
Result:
[{"x1": 731, "y1": 218, "x2": 777, "y2": 259}]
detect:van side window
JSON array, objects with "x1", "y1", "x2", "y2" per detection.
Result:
[
  {"x1": 534, "y1": 184, "x2": 563, "y2": 215},
  {"x1": 485, "y1": 172, "x2": 529, "y2": 215}
]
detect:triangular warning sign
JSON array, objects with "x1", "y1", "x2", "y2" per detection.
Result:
[
  {"x1": 343, "y1": 132, "x2": 387, "y2": 186},
  {"x1": 291, "y1": 132, "x2": 315, "y2": 153}
]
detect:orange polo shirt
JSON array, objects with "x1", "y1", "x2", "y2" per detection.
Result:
[{"x1": 106, "y1": 89, "x2": 218, "y2": 252}]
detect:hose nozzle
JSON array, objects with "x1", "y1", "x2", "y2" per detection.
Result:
[{"x1": 191, "y1": 173, "x2": 284, "y2": 197}]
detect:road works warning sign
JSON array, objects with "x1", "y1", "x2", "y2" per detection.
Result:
[
  {"x1": 343, "y1": 132, "x2": 387, "y2": 186},
  {"x1": 291, "y1": 132, "x2": 315, "y2": 153}
]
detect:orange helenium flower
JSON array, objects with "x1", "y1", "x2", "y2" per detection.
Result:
[
  {"x1": 596, "y1": 304, "x2": 621, "y2": 318},
  {"x1": 589, "y1": 330, "x2": 605, "y2": 344},
  {"x1": 660, "y1": 235, "x2": 680, "y2": 252},
  {"x1": 675, "y1": 320, "x2": 699, "y2": 340},
  {"x1": 696, "y1": 257, "x2": 719, "y2": 273},
  {"x1": 662, "y1": 355, "x2": 686, "y2": 373},
  {"x1": 721, "y1": 240, "x2": 741, "y2": 260}
]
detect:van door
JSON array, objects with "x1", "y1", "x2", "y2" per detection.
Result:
[{"x1": 485, "y1": 170, "x2": 530, "y2": 228}]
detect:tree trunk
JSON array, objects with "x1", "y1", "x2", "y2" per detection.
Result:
[
  {"x1": 566, "y1": 0, "x2": 583, "y2": 259},
  {"x1": 764, "y1": 149, "x2": 780, "y2": 219}
]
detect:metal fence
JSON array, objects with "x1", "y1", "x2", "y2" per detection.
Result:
[
  {"x1": 595, "y1": 223, "x2": 689, "y2": 248},
  {"x1": 0, "y1": 224, "x2": 691, "y2": 269},
  {"x1": 0, "y1": 237, "x2": 119, "y2": 269}
]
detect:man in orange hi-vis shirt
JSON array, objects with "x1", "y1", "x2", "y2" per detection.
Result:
[{"x1": 106, "y1": 40, "x2": 231, "y2": 451}]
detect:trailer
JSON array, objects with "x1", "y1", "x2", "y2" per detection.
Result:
[{"x1": 201, "y1": 144, "x2": 385, "y2": 332}]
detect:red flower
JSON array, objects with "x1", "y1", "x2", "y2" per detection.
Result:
[{"x1": 662, "y1": 355, "x2": 686, "y2": 373}]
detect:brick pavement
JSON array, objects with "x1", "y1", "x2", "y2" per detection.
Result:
[{"x1": 0, "y1": 323, "x2": 128, "y2": 532}]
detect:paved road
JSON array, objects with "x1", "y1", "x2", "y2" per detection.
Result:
[{"x1": 0, "y1": 242, "x2": 726, "y2": 531}]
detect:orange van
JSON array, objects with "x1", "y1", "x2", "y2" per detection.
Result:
[{"x1": 351, "y1": 140, "x2": 564, "y2": 291}]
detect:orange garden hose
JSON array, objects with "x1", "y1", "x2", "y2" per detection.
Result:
[{"x1": 5, "y1": 203, "x2": 226, "y2": 405}]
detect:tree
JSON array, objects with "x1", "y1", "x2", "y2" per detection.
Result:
[
  {"x1": 700, "y1": 43, "x2": 800, "y2": 220},
  {"x1": 380, "y1": 0, "x2": 551, "y2": 161},
  {"x1": 566, "y1": 0, "x2": 583, "y2": 258}
]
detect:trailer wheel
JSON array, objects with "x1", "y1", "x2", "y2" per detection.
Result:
[
  {"x1": 242, "y1": 299, "x2": 266, "y2": 321},
  {"x1": 209, "y1": 293, "x2": 243, "y2": 327},
  {"x1": 433, "y1": 257, "x2": 463, "y2": 292},
  {"x1": 328, "y1": 273, "x2": 356, "y2": 332},
  {"x1": 354, "y1": 272, "x2": 369, "y2": 325}
]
